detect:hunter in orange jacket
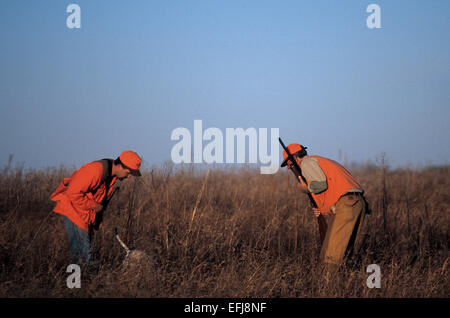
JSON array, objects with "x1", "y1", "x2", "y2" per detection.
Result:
[
  {"x1": 50, "y1": 150, "x2": 142, "y2": 266},
  {"x1": 281, "y1": 143, "x2": 369, "y2": 266},
  {"x1": 51, "y1": 160, "x2": 118, "y2": 232}
]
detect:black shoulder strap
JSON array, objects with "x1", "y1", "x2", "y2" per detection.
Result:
[
  {"x1": 95, "y1": 159, "x2": 113, "y2": 204},
  {"x1": 97, "y1": 159, "x2": 113, "y2": 184}
]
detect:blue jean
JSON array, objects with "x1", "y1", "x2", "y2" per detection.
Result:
[{"x1": 61, "y1": 215, "x2": 92, "y2": 265}]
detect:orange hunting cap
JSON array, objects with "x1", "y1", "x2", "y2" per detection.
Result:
[
  {"x1": 119, "y1": 150, "x2": 142, "y2": 177},
  {"x1": 280, "y1": 143, "x2": 307, "y2": 167}
]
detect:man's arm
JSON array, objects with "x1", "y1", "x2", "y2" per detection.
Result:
[
  {"x1": 299, "y1": 157, "x2": 331, "y2": 216},
  {"x1": 65, "y1": 163, "x2": 103, "y2": 212},
  {"x1": 300, "y1": 157, "x2": 327, "y2": 194}
]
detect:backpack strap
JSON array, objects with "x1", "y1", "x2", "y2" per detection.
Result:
[
  {"x1": 92, "y1": 159, "x2": 113, "y2": 231},
  {"x1": 97, "y1": 159, "x2": 113, "y2": 184},
  {"x1": 91, "y1": 159, "x2": 113, "y2": 199}
]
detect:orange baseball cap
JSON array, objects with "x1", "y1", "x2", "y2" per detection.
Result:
[
  {"x1": 280, "y1": 143, "x2": 307, "y2": 167},
  {"x1": 119, "y1": 150, "x2": 142, "y2": 176}
]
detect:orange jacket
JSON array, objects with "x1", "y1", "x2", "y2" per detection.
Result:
[
  {"x1": 302, "y1": 156, "x2": 362, "y2": 214},
  {"x1": 50, "y1": 161, "x2": 117, "y2": 232}
]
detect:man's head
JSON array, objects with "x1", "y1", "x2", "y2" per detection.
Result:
[
  {"x1": 280, "y1": 143, "x2": 308, "y2": 169},
  {"x1": 113, "y1": 150, "x2": 142, "y2": 180}
]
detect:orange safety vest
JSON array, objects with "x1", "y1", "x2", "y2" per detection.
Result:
[
  {"x1": 50, "y1": 160, "x2": 117, "y2": 232},
  {"x1": 302, "y1": 155, "x2": 362, "y2": 214}
]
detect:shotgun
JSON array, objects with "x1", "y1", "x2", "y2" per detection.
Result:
[{"x1": 279, "y1": 138, "x2": 328, "y2": 244}]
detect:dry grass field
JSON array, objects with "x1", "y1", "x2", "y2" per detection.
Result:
[{"x1": 0, "y1": 159, "x2": 448, "y2": 298}]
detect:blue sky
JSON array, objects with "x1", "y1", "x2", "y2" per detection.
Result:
[{"x1": 1, "y1": 0, "x2": 449, "y2": 170}]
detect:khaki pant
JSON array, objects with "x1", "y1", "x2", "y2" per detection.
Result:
[{"x1": 319, "y1": 193, "x2": 366, "y2": 265}]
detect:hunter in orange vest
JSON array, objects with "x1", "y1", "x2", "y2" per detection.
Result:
[
  {"x1": 281, "y1": 143, "x2": 369, "y2": 266},
  {"x1": 50, "y1": 150, "x2": 142, "y2": 266}
]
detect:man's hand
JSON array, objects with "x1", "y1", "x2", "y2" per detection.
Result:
[
  {"x1": 95, "y1": 203, "x2": 104, "y2": 213},
  {"x1": 312, "y1": 207, "x2": 321, "y2": 217},
  {"x1": 313, "y1": 207, "x2": 331, "y2": 217}
]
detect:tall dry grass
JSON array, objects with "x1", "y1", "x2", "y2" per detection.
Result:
[{"x1": 0, "y1": 160, "x2": 448, "y2": 297}]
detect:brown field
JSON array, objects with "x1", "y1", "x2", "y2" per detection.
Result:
[{"x1": 0, "y1": 160, "x2": 448, "y2": 298}]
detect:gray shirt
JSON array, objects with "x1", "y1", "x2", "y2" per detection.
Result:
[{"x1": 300, "y1": 157, "x2": 362, "y2": 195}]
